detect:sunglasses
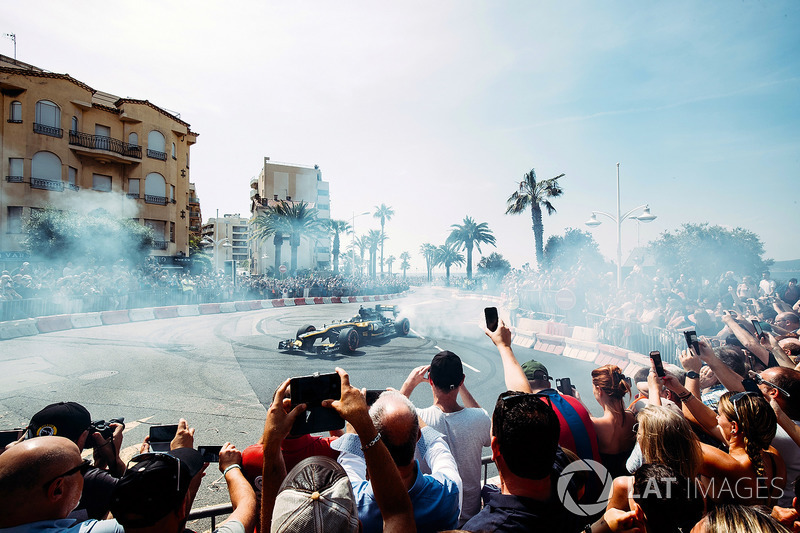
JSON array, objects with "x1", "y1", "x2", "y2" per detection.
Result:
[
  {"x1": 730, "y1": 391, "x2": 761, "y2": 422},
  {"x1": 127, "y1": 452, "x2": 182, "y2": 493},
  {"x1": 42, "y1": 458, "x2": 91, "y2": 490}
]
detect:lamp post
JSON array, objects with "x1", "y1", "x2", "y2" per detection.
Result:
[
  {"x1": 202, "y1": 236, "x2": 231, "y2": 274},
  {"x1": 350, "y1": 211, "x2": 370, "y2": 276},
  {"x1": 584, "y1": 163, "x2": 656, "y2": 289}
]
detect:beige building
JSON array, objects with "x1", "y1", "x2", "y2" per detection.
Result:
[
  {"x1": 249, "y1": 157, "x2": 331, "y2": 275},
  {"x1": 201, "y1": 214, "x2": 249, "y2": 274},
  {"x1": 0, "y1": 54, "x2": 198, "y2": 268},
  {"x1": 188, "y1": 182, "x2": 202, "y2": 242}
]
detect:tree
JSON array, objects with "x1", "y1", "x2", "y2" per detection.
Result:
[
  {"x1": 351, "y1": 234, "x2": 368, "y2": 276},
  {"x1": 250, "y1": 204, "x2": 286, "y2": 274},
  {"x1": 24, "y1": 208, "x2": 154, "y2": 265},
  {"x1": 446, "y1": 216, "x2": 496, "y2": 280},
  {"x1": 327, "y1": 219, "x2": 351, "y2": 275},
  {"x1": 505, "y1": 168, "x2": 565, "y2": 270},
  {"x1": 400, "y1": 251, "x2": 411, "y2": 279},
  {"x1": 543, "y1": 228, "x2": 605, "y2": 272},
  {"x1": 365, "y1": 229, "x2": 384, "y2": 279},
  {"x1": 386, "y1": 255, "x2": 396, "y2": 277},
  {"x1": 373, "y1": 204, "x2": 394, "y2": 278},
  {"x1": 251, "y1": 201, "x2": 323, "y2": 276},
  {"x1": 477, "y1": 252, "x2": 512, "y2": 282},
  {"x1": 649, "y1": 223, "x2": 772, "y2": 282},
  {"x1": 419, "y1": 243, "x2": 437, "y2": 282},
  {"x1": 435, "y1": 243, "x2": 465, "y2": 286}
]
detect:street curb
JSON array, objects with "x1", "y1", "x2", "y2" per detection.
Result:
[{"x1": 0, "y1": 291, "x2": 409, "y2": 341}]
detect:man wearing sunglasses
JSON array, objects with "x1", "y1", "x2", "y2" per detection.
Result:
[{"x1": 0, "y1": 436, "x2": 123, "y2": 533}]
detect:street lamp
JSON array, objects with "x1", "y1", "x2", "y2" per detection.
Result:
[
  {"x1": 350, "y1": 211, "x2": 370, "y2": 276},
  {"x1": 202, "y1": 237, "x2": 231, "y2": 274},
  {"x1": 584, "y1": 163, "x2": 656, "y2": 289}
]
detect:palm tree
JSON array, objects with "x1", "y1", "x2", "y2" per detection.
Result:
[
  {"x1": 365, "y1": 229, "x2": 384, "y2": 279},
  {"x1": 373, "y1": 204, "x2": 394, "y2": 278},
  {"x1": 252, "y1": 201, "x2": 323, "y2": 276},
  {"x1": 326, "y1": 219, "x2": 351, "y2": 274},
  {"x1": 419, "y1": 243, "x2": 437, "y2": 282},
  {"x1": 435, "y1": 243, "x2": 465, "y2": 286},
  {"x1": 505, "y1": 168, "x2": 565, "y2": 269},
  {"x1": 251, "y1": 203, "x2": 288, "y2": 274},
  {"x1": 446, "y1": 216, "x2": 496, "y2": 280},
  {"x1": 352, "y1": 234, "x2": 368, "y2": 276},
  {"x1": 399, "y1": 251, "x2": 411, "y2": 279},
  {"x1": 386, "y1": 255, "x2": 396, "y2": 277}
]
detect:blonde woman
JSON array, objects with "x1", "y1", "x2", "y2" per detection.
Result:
[{"x1": 692, "y1": 504, "x2": 791, "y2": 533}]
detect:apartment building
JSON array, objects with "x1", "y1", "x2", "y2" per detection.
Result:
[
  {"x1": 0, "y1": 54, "x2": 198, "y2": 268},
  {"x1": 201, "y1": 214, "x2": 249, "y2": 274},
  {"x1": 188, "y1": 182, "x2": 202, "y2": 242},
  {"x1": 249, "y1": 157, "x2": 331, "y2": 275}
]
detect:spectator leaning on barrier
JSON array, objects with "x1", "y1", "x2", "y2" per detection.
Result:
[
  {"x1": 0, "y1": 436, "x2": 123, "y2": 533},
  {"x1": 399, "y1": 350, "x2": 491, "y2": 525}
]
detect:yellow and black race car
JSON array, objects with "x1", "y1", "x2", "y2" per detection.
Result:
[{"x1": 278, "y1": 305, "x2": 411, "y2": 354}]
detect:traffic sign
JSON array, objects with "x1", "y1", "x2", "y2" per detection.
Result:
[
  {"x1": 279, "y1": 265, "x2": 287, "y2": 274},
  {"x1": 555, "y1": 288, "x2": 576, "y2": 311}
]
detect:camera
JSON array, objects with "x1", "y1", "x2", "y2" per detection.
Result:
[{"x1": 90, "y1": 418, "x2": 124, "y2": 441}]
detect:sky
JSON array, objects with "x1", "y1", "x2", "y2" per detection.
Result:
[{"x1": 4, "y1": 1, "x2": 799, "y2": 273}]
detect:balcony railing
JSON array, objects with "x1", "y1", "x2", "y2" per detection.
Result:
[
  {"x1": 152, "y1": 240, "x2": 168, "y2": 250},
  {"x1": 7, "y1": 119, "x2": 22, "y2": 124},
  {"x1": 6, "y1": 176, "x2": 24, "y2": 183},
  {"x1": 31, "y1": 178, "x2": 64, "y2": 191},
  {"x1": 33, "y1": 123, "x2": 63, "y2": 138},
  {"x1": 69, "y1": 131, "x2": 142, "y2": 159},
  {"x1": 145, "y1": 195, "x2": 168, "y2": 205},
  {"x1": 147, "y1": 149, "x2": 167, "y2": 161},
  {"x1": 67, "y1": 183, "x2": 80, "y2": 192},
  {"x1": 127, "y1": 193, "x2": 140, "y2": 200}
]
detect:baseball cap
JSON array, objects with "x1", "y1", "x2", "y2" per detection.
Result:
[
  {"x1": 521, "y1": 360, "x2": 551, "y2": 381},
  {"x1": 429, "y1": 350, "x2": 463, "y2": 391},
  {"x1": 271, "y1": 456, "x2": 359, "y2": 533},
  {"x1": 28, "y1": 402, "x2": 91, "y2": 443},
  {"x1": 109, "y1": 448, "x2": 204, "y2": 528}
]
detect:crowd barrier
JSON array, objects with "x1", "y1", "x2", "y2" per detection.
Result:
[{"x1": 0, "y1": 293, "x2": 406, "y2": 341}]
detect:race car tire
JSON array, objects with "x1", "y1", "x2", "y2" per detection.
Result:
[
  {"x1": 339, "y1": 327, "x2": 359, "y2": 353},
  {"x1": 296, "y1": 324, "x2": 316, "y2": 339},
  {"x1": 395, "y1": 318, "x2": 410, "y2": 336}
]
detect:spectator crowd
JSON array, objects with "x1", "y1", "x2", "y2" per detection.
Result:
[{"x1": 3, "y1": 300, "x2": 800, "y2": 532}]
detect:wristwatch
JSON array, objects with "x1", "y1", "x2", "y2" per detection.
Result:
[{"x1": 686, "y1": 371, "x2": 700, "y2": 379}]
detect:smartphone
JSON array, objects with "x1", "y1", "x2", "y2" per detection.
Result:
[
  {"x1": 289, "y1": 372, "x2": 344, "y2": 435},
  {"x1": 198, "y1": 445, "x2": 222, "y2": 462},
  {"x1": 484, "y1": 307, "x2": 499, "y2": 332},
  {"x1": 742, "y1": 378, "x2": 761, "y2": 393},
  {"x1": 650, "y1": 351, "x2": 666, "y2": 378},
  {"x1": 684, "y1": 330, "x2": 700, "y2": 354},
  {"x1": 0, "y1": 429, "x2": 22, "y2": 448},
  {"x1": 365, "y1": 389, "x2": 384, "y2": 407},
  {"x1": 751, "y1": 319, "x2": 765, "y2": 340},
  {"x1": 149, "y1": 424, "x2": 178, "y2": 452},
  {"x1": 556, "y1": 378, "x2": 574, "y2": 396}
]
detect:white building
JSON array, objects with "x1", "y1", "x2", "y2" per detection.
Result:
[
  {"x1": 249, "y1": 157, "x2": 331, "y2": 275},
  {"x1": 201, "y1": 214, "x2": 249, "y2": 274}
]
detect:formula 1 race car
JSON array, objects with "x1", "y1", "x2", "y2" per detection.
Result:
[{"x1": 278, "y1": 305, "x2": 411, "y2": 354}]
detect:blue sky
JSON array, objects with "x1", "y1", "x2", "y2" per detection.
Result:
[{"x1": 4, "y1": 1, "x2": 798, "y2": 272}]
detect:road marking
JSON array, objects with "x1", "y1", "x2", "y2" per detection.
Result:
[{"x1": 435, "y1": 345, "x2": 480, "y2": 373}]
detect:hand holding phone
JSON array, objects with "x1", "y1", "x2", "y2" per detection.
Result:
[
  {"x1": 149, "y1": 424, "x2": 179, "y2": 452},
  {"x1": 684, "y1": 330, "x2": 700, "y2": 355},
  {"x1": 484, "y1": 307, "x2": 499, "y2": 332},
  {"x1": 198, "y1": 445, "x2": 222, "y2": 462},
  {"x1": 556, "y1": 378, "x2": 574, "y2": 396},
  {"x1": 289, "y1": 372, "x2": 344, "y2": 435},
  {"x1": 650, "y1": 351, "x2": 666, "y2": 378},
  {"x1": 751, "y1": 319, "x2": 765, "y2": 340}
]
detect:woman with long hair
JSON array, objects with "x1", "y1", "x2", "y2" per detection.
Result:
[
  {"x1": 692, "y1": 503, "x2": 791, "y2": 533},
  {"x1": 590, "y1": 364, "x2": 636, "y2": 478}
]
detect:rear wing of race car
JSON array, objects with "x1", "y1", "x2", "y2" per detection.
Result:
[{"x1": 375, "y1": 304, "x2": 398, "y2": 316}]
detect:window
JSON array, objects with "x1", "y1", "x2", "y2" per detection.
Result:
[
  {"x1": 71, "y1": 116, "x2": 78, "y2": 133},
  {"x1": 170, "y1": 184, "x2": 175, "y2": 203},
  {"x1": 68, "y1": 167, "x2": 77, "y2": 190},
  {"x1": 128, "y1": 132, "x2": 138, "y2": 146},
  {"x1": 7, "y1": 207, "x2": 23, "y2": 233},
  {"x1": 8, "y1": 158, "x2": 23, "y2": 181},
  {"x1": 144, "y1": 172, "x2": 166, "y2": 204},
  {"x1": 9, "y1": 101, "x2": 22, "y2": 123},
  {"x1": 186, "y1": 153, "x2": 189, "y2": 168},
  {"x1": 128, "y1": 178, "x2": 140, "y2": 195},
  {"x1": 31, "y1": 151, "x2": 61, "y2": 180},
  {"x1": 92, "y1": 174, "x2": 112, "y2": 192},
  {"x1": 171, "y1": 142, "x2": 176, "y2": 159},
  {"x1": 34, "y1": 100, "x2": 61, "y2": 137},
  {"x1": 170, "y1": 221, "x2": 175, "y2": 243},
  {"x1": 147, "y1": 130, "x2": 166, "y2": 160}
]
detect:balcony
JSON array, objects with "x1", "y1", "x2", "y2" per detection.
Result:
[
  {"x1": 67, "y1": 183, "x2": 80, "y2": 192},
  {"x1": 34, "y1": 123, "x2": 63, "y2": 138},
  {"x1": 152, "y1": 240, "x2": 168, "y2": 250},
  {"x1": 69, "y1": 131, "x2": 142, "y2": 163},
  {"x1": 31, "y1": 177, "x2": 64, "y2": 192},
  {"x1": 147, "y1": 149, "x2": 167, "y2": 161},
  {"x1": 6, "y1": 175, "x2": 23, "y2": 183},
  {"x1": 126, "y1": 193, "x2": 140, "y2": 200},
  {"x1": 145, "y1": 195, "x2": 168, "y2": 205}
]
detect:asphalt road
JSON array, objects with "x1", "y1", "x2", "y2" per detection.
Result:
[{"x1": 0, "y1": 286, "x2": 607, "y2": 526}]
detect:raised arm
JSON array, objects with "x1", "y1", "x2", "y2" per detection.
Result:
[
  {"x1": 483, "y1": 319, "x2": 532, "y2": 393},
  {"x1": 695, "y1": 339, "x2": 745, "y2": 393},
  {"x1": 399, "y1": 365, "x2": 430, "y2": 398},
  {"x1": 218, "y1": 443, "x2": 257, "y2": 532},
  {"x1": 660, "y1": 373, "x2": 724, "y2": 442},
  {"x1": 459, "y1": 381, "x2": 481, "y2": 409},
  {"x1": 721, "y1": 313, "x2": 770, "y2": 365}
]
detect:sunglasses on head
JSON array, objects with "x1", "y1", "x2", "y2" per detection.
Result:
[
  {"x1": 127, "y1": 452, "x2": 182, "y2": 493},
  {"x1": 730, "y1": 391, "x2": 761, "y2": 422}
]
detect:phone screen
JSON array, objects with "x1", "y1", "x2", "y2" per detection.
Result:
[
  {"x1": 556, "y1": 378, "x2": 573, "y2": 396},
  {"x1": 289, "y1": 373, "x2": 344, "y2": 435},
  {"x1": 684, "y1": 330, "x2": 699, "y2": 353},
  {"x1": 198, "y1": 445, "x2": 222, "y2": 462},
  {"x1": 751, "y1": 320, "x2": 764, "y2": 338},
  {"x1": 365, "y1": 389, "x2": 384, "y2": 406},
  {"x1": 149, "y1": 424, "x2": 178, "y2": 451},
  {"x1": 484, "y1": 307, "x2": 498, "y2": 332},
  {"x1": 650, "y1": 351, "x2": 666, "y2": 377},
  {"x1": 0, "y1": 429, "x2": 22, "y2": 448}
]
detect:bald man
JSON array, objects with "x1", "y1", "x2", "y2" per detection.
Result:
[{"x1": 0, "y1": 436, "x2": 122, "y2": 533}]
